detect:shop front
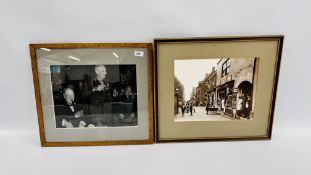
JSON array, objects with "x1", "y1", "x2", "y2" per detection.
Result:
[{"x1": 216, "y1": 81, "x2": 235, "y2": 116}]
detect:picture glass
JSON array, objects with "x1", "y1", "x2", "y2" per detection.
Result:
[
  {"x1": 35, "y1": 48, "x2": 150, "y2": 142},
  {"x1": 51, "y1": 64, "x2": 138, "y2": 128},
  {"x1": 174, "y1": 58, "x2": 257, "y2": 122},
  {"x1": 156, "y1": 38, "x2": 282, "y2": 140}
]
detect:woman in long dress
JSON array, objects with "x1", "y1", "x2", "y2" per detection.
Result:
[
  {"x1": 221, "y1": 98, "x2": 225, "y2": 113},
  {"x1": 237, "y1": 96, "x2": 243, "y2": 117}
]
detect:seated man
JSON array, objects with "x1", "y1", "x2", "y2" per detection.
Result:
[
  {"x1": 120, "y1": 86, "x2": 134, "y2": 102},
  {"x1": 55, "y1": 88, "x2": 93, "y2": 128}
]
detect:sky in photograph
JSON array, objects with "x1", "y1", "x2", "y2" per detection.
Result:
[{"x1": 174, "y1": 58, "x2": 220, "y2": 101}]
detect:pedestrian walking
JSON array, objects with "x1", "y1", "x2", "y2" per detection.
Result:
[
  {"x1": 190, "y1": 104, "x2": 193, "y2": 116},
  {"x1": 206, "y1": 102, "x2": 209, "y2": 114},
  {"x1": 181, "y1": 104, "x2": 185, "y2": 116}
]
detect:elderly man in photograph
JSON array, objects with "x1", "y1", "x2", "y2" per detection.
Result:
[
  {"x1": 54, "y1": 88, "x2": 91, "y2": 128},
  {"x1": 91, "y1": 65, "x2": 111, "y2": 101},
  {"x1": 89, "y1": 65, "x2": 112, "y2": 115}
]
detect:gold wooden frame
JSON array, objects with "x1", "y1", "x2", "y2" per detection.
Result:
[
  {"x1": 154, "y1": 35, "x2": 284, "y2": 142},
  {"x1": 29, "y1": 43, "x2": 154, "y2": 146}
]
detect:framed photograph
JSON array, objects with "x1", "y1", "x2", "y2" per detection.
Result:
[
  {"x1": 154, "y1": 36, "x2": 284, "y2": 142},
  {"x1": 30, "y1": 43, "x2": 154, "y2": 146}
]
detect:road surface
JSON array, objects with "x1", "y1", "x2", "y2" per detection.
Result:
[{"x1": 174, "y1": 106, "x2": 234, "y2": 121}]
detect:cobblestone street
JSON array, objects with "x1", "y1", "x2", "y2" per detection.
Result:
[{"x1": 174, "y1": 106, "x2": 234, "y2": 121}]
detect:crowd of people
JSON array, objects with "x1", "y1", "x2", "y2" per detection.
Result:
[
  {"x1": 180, "y1": 103, "x2": 196, "y2": 116},
  {"x1": 179, "y1": 93, "x2": 252, "y2": 119}
]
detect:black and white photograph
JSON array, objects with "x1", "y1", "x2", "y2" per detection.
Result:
[
  {"x1": 174, "y1": 58, "x2": 258, "y2": 121},
  {"x1": 51, "y1": 64, "x2": 138, "y2": 128}
]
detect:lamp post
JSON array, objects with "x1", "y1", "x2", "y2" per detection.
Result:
[{"x1": 175, "y1": 88, "x2": 179, "y2": 114}]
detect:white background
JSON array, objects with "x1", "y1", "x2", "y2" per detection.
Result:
[{"x1": 0, "y1": 0, "x2": 310, "y2": 174}]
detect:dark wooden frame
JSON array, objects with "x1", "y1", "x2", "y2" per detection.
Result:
[
  {"x1": 154, "y1": 35, "x2": 284, "y2": 143},
  {"x1": 29, "y1": 43, "x2": 154, "y2": 146}
]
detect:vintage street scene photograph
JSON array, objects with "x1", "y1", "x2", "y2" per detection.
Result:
[
  {"x1": 174, "y1": 58, "x2": 258, "y2": 121},
  {"x1": 50, "y1": 64, "x2": 138, "y2": 128}
]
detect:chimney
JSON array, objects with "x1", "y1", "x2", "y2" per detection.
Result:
[{"x1": 212, "y1": 66, "x2": 215, "y2": 72}]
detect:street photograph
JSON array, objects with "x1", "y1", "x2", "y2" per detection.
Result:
[{"x1": 174, "y1": 58, "x2": 257, "y2": 121}]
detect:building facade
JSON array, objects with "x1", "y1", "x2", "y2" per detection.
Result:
[
  {"x1": 174, "y1": 76, "x2": 185, "y2": 114},
  {"x1": 205, "y1": 66, "x2": 217, "y2": 108},
  {"x1": 216, "y1": 58, "x2": 257, "y2": 118},
  {"x1": 190, "y1": 87, "x2": 197, "y2": 106},
  {"x1": 195, "y1": 78, "x2": 208, "y2": 106}
]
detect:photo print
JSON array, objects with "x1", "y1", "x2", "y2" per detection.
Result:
[
  {"x1": 174, "y1": 58, "x2": 258, "y2": 121},
  {"x1": 50, "y1": 64, "x2": 138, "y2": 128}
]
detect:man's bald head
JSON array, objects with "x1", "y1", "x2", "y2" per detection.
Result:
[
  {"x1": 63, "y1": 88, "x2": 75, "y2": 105},
  {"x1": 95, "y1": 65, "x2": 107, "y2": 80}
]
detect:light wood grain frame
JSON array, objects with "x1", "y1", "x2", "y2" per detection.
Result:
[{"x1": 29, "y1": 43, "x2": 154, "y2": 146}]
